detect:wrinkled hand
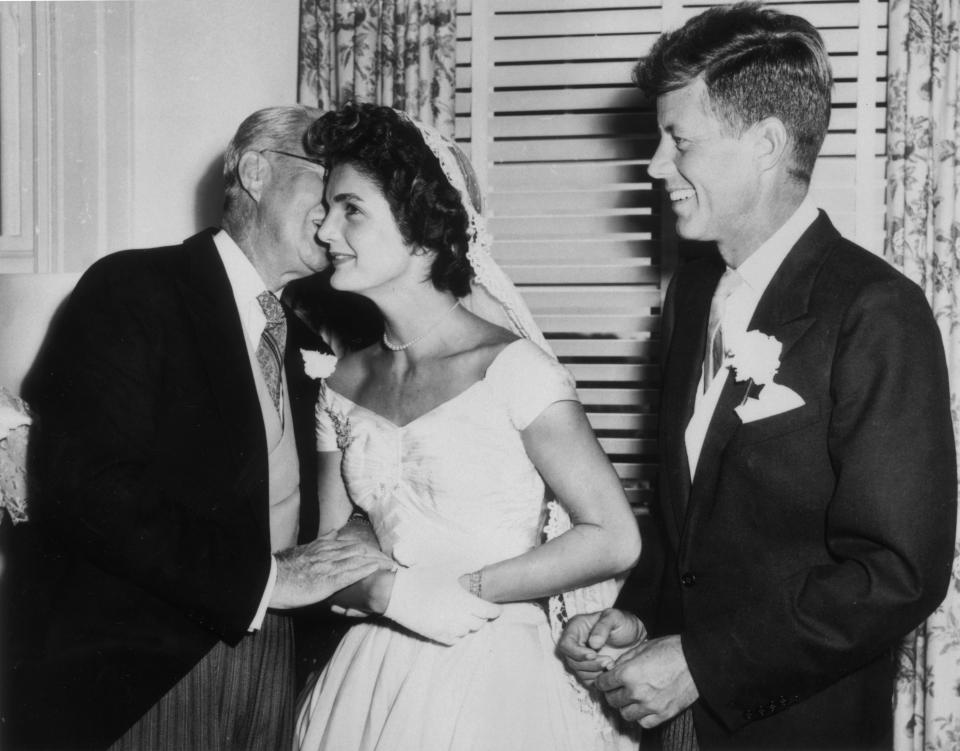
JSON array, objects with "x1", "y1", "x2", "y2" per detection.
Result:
[
  {"x1": 596, "y1": 634, "x2": 699, "y2": 728},
  {"x1": 271, "y1": 531, "x2": 395, "y2": 609},
  {"x1": 329, "y1": 513, "x2": 389, "y2": 617},
  {"x1": 383, "y1": 565, "x2": 502, "y2": 645},
  {"x1": 557, "y1": 608, "x2": 647, "y2": 686}
]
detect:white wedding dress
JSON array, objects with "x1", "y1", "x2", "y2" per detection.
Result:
[{"x1": 295, "y1": 339, "x2": 637, "y2": 751}]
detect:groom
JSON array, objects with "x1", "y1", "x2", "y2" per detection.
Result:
[
  {"x1": 2, "y1": 105, "x2": 389, "y2": 750},
  {"x1": 559, "y1": 4, "x2": 957, "y2": 750}
]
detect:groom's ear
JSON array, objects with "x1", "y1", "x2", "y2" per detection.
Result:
[
  {"x1": 237, "y1": 150, "x2": 268, "y2": 203},
  {"x1": 751, "y1": 116, "x2": 791, "y2": 174}
]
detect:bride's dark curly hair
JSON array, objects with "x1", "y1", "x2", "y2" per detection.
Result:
[{"x1": 306, "y1": 103, "x2": 474, "y2": 298}]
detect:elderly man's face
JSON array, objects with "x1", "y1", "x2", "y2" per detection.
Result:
[
  {"x1": 648, "y1": 77, "x2": 764, "y2": 259},
  {"x1": 254, "y1": 149, "x2": 329, "y2": 290}
]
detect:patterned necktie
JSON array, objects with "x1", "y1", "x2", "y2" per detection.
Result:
[
  {"x1": 704, "y1": 268, "x2": 742, "y2": 393},
  {"x1": 256, "y1": 290, "x2": 287, "y2": 418}
]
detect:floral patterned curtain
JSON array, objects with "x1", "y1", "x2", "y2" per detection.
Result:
[
  {"x1": 298, "y1": 0, "x2": 458, "y2": 138},
  {"x1": 885, "y1": 0, "x2": 960, "y2": 748}
]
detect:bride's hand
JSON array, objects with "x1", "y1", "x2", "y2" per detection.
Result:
[
  {"x1": 336, "y1": 512, "x2": 381, "y2": 552},
  {"x1": 383, "y1": 565, "x2": 502, "y2": 645},
  {"x1": 557, "y1": 608, "x2": 647, "y2": 686}
]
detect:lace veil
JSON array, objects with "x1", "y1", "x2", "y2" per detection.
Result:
[{"x1": 405, "y1": 114, "x2": 625, "y2": 654}]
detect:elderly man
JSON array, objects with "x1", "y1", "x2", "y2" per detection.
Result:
[
  {"x1": 2, "y1": 105, "x2": 390, "y2": 750},
  {"x1": 559, "y1": 4, "x2": 957, "y2": 750}
]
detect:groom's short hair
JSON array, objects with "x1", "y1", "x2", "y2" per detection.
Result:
[{"x1": 633, "y1": 1, "x2": 833, "y2": 184}]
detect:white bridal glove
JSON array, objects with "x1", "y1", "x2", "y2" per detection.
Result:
[{"x1": 383, "y1": 565, "x2": 502, "y2": 645}]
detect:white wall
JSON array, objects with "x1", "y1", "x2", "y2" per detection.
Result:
[{"x1": 131, "y1": 0, "x2": 300, "y2": 247}]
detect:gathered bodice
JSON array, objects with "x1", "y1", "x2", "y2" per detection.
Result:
[{"x1": 316, "y1": 339, "x2": 578, "y2": 573}]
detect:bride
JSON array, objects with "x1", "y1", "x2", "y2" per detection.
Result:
[{"x1": 295, "y1": 103, "x2": 642, "y2": 751}]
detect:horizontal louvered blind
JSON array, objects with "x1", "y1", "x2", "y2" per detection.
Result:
[
  {"x1": 456, "y1": 0, "x2": 889, "y2": 513},
  {"x1": 457, "y1": 0, "x2": 664, "y2": 512}
]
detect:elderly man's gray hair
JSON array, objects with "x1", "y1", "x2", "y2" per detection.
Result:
[{"x1": 222, "y1": 104, "x2": 324, "y2": 220}]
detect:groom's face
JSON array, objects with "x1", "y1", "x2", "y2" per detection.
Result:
[{"x1": 648, "y1": 77, "x2": 764, "y2": 258}]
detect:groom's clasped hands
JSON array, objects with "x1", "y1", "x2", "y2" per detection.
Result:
[{"x1": 558, "y1": 608, "x2": 699, "y2": 728}]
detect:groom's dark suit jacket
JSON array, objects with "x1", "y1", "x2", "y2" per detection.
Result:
[
  {"x1": 2, "y1": 230, "x2": 328, "y2": 749},
  {"x1": 651, "y1": 212, "x2": 956, "y2": 750}
]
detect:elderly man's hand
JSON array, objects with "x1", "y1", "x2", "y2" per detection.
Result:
[
  {"x1": 270, "y1": 532, "x2": 395, "y2": 609},
  {"x1": 595, "y1": 634, "x2": 699, "y2": 728},
  {"x1": 557, "y1": 608, "x2": 647, "y2": 686}
]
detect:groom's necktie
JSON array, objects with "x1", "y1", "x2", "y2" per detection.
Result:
[
  {"x1": 704, "y1": 268, "x2": 742, "y2": 393},
  {"x1": 256, "y1": 290, "x2": 287, "y2": 420}
]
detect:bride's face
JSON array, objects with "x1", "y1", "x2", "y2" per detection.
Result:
[{"x1": 318, "y1": 163, "x2": 429, "y2": 296}]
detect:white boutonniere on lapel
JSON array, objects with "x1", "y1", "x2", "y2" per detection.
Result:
[
  {"x1": 300, "y1": 349, "x2": 338, "y2": 380},
  {"x1": 300, "y1": 349, "x2": 352, "y2": 450},
  {"x1": 726, "y1": 331, "x2": 804, "y2": 423}
]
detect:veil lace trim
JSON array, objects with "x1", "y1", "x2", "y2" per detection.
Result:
[
  {"x1": 406, "y1": 114, "x2": 626, "y2": 736},
  {"x1": 409, "y1": 121, "x2": 550, "y2": 353}
]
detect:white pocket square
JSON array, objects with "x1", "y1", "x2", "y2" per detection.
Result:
[{"x1": 735, "y1": 382, "x2": 805, "y2": 423}]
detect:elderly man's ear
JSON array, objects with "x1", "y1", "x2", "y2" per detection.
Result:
[{"x1": 237, "y1": 150, "x2": 268, "y2": 202}]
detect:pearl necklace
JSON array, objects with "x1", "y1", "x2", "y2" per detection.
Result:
[{"x1": 382, "y1": 299, "x2": 462, "y2": 351}]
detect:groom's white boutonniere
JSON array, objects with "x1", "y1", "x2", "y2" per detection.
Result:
[
  {"x1": 726, "y1": 331, "x2": 804, "y2": 423},
  {"x1": 726, "y1": 330, "x2": 781, "y2": 387},
  {"x1": 300, "y1": 349, "x2": 338, "y2": 380}
]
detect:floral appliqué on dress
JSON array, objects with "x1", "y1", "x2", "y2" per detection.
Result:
[
  {"x1": 301, "y1": 349, "x2": 352, "y2": 451},
  {"x1": 319, "y1": 382, "x2": 352, "y2": 451}
]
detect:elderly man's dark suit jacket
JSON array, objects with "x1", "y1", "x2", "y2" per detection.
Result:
[
  {"x1": 652, "y1": 212, "x2": 956, "y2": 750},
  {"x1": 2, "y1": 229, "x2": 328, "y2": 749}
]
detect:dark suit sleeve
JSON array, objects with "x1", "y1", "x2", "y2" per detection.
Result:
[
  {"x1": 32, "y1": 258, "x2": 271, "y2": 643},
  {"x1": 629, "y1": 275, "x2": 683, "y2": 636},
  {"x1": 660, "y1": 274, "x2": 678, "y2": 370},
  {"x1": 613, "y1": 277, "x2": 673, "y2": 632},
  {"x1": 682, "y1": 276, "x2": 957, "y2": 729}
]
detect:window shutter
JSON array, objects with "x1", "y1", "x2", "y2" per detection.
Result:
[
  {"x1": 0, "y1": 4, "x2": 37, "y2": 271},
  {"x1": 458, "y1": 0, "x2": 665, "y2": 513},
  {"x1": 456, "y1": 0, "x2": 888, "y2": 516},
  {"x1": 0, "y1": 3, "x2": 134, "y2": 274}
]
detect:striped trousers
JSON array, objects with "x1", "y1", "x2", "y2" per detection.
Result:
[
  {"x1": 109, "y1": 613, "x2": 294, "y2": 751},
  {"x1": 660, "y1": 708, "x2": 700, "y2": 751}
]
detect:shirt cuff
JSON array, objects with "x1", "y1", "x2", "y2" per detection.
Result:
[{"x1": 248, "y1": 555, "x2": 277, "y2": 632}]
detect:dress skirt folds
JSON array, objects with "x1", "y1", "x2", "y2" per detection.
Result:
[
  {"x1": 294, "y1": 341, "x2": 637, "y2": 750},
  {"x1": 296, "y1": 603, "x2": 625, "y2": 751}
]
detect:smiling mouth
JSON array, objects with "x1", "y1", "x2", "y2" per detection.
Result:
[
  {"x1": 328, "y1": 252, "x2": 355, "y2": 265},
  {"x1": 668, "y1": 188, "x2": 696, "y2": 203}
]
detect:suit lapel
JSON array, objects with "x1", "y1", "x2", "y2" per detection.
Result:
[
  {"x1": 679, "y1": 370, "x2": 751, "y2": 562},
  {"x1": 678, "y1": 213, "x2": 838, "y2": 564},
  {"x1": 746, "y1": 213, "x2": 837, "y2": 354},
  {"x1": 178, "y1": 233, "x2": 269, "y2": 530},
  {"x1": 661, "y1": 257, "x2": 724, "y2": 542},
  {"x1": 284, "y1": 310, "x2": 330, "y2": 543}
]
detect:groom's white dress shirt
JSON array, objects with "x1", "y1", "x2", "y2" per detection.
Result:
[{"x1": 684, "y1": 198, "x2": 818, "y2": 479}]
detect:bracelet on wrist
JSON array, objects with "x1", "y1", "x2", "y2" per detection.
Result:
[
  {"x1": 347, "y1": 510, "x2": 371, "y2": 526},
  {"x1": 467, "y1": 569, "x2": 483, "y2": 598}
]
